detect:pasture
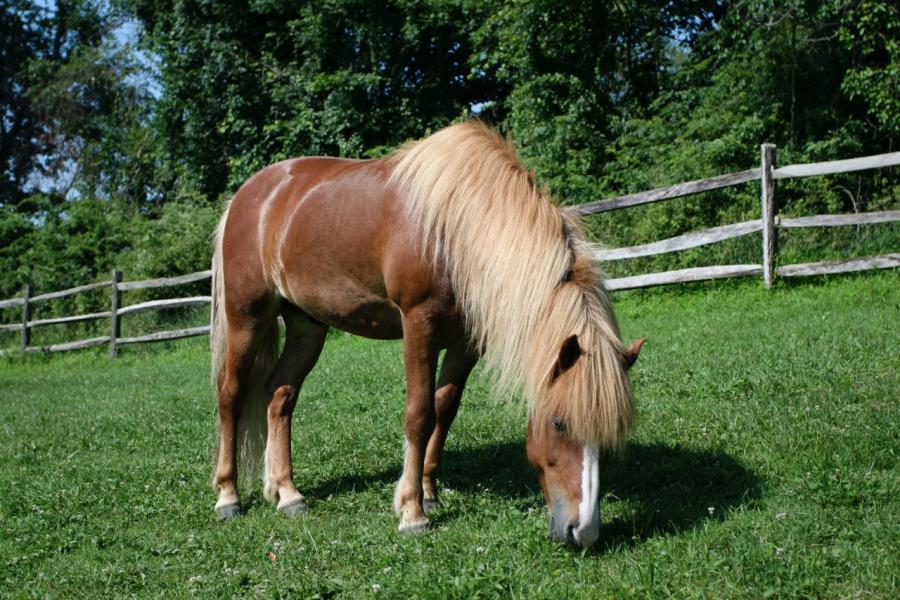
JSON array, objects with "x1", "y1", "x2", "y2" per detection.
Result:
[{"x1": 1, "y1": 274, "x2": 897, "y2": 598}]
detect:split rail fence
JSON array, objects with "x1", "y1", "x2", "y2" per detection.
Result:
[
  {"x1": 1, "y1": 144, "x2": 898, "y2": 356},
  {"x1": 567, "y1": 144, "x2": 899, "y2": 291},
  {"x1": 0, "y1": 270, "x2": 212, "y2": 356}
]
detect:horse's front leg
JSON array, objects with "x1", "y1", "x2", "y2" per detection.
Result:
[
  {"x1": 393, "y1": 306, "x2": 440, "y2": 533},
  {"x1": 422, "y1": 341, "x2": 478, "y2": 513}
]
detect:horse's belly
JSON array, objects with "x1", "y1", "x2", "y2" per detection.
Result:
[{"x1": 286, "y1": 284, "x2": 403, "y2": 340}]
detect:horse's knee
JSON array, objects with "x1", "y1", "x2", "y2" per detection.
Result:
[
  {"x1": 268, "y1": 385, "x2": 297, "y2": 418},
  {"x1": 405, "y1": 405, "x2": 436, "y2": 442},
  {"x1": 435, "y1": 384, "x2": 461, "y2": 420}
]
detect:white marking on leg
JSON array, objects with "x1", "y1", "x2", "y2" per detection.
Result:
[
  {"x1": 263, "y1": 433, "x2": 276, "y2": 502},
  {"x1": 575, "y1": 444, "x2": 601, "y2": 547},
  {"x1": 393, "y1": 436, "x2": 410, "y2": 516},
  {"x1": 215, "y1": 493, "x2": 240, "y2": 510}
]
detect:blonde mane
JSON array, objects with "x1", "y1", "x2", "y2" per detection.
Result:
[{"x1": 388, "y1": 121, "x2": 634, "y2": 449}]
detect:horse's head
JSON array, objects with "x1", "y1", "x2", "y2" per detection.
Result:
[{"x1": 526, "y1": 336, "x2": 644, "y2": 548}]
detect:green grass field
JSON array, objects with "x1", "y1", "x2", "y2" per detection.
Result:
[{"x1": 1, "y1": 273, "x2": 897, "y2": 598}]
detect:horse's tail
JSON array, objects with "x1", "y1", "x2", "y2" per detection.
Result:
[
  {"x1": 210, "y1": 200, "x2": 230, "y2": 390},
  {"x1": 210, "y1": 199, "x2": 279, "y2": 482}
]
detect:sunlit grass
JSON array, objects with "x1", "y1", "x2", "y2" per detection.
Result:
[{"x1": 1, "y1": 272, "x2": 897, "y2": 597}]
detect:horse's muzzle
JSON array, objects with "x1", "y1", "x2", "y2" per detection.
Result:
[{"x1": 549, "y1": 501, "x2": 600, "y2": 549}]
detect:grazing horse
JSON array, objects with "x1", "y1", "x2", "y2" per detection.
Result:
[{"x1": 210, "y1": 121, "x2": 643, "y2": 548}]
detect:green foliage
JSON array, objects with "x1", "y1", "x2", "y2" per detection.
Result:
[
  {"x1": 0, "y1": 197, "x2": 218, "y2": 333},
  {"x1": 125, "y1": 0, "x2": 490, "y2": 197},
  {"x1": 840, "y1": 0, "x2": 900, "y2": 133},
  {"x1": 115, "y1": 199, "x2": 220, "y2": 283},
  {"x1": 0, "y1": 0, "x2": 44, "y2": 204},
  {"x1": 0, "y1": 0, "x2": 897, "y2": 297},
  {"x1": 1, "y1": 1, "x2": 153, "y2": 207},
  {"x1": 469, "y1": 0, "x2": 725, "y2": 202},
  {"x1": 576, "y1": 0, "x2": 899, "y2": 263},
  {"x1": 0, "y1": 196, "x2": 129, "y2": 298}
]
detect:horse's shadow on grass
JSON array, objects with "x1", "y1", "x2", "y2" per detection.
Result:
[
  {"x1": 304, "y1": 440, "x2": 761, "y2": 551},
  {"x1": 591, "y1": 442, "x2": 762, "y2": 552}
]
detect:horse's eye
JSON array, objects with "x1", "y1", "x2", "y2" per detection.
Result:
[{"x1": 551, "y1": 418, "x2": 566, "y2": 433}]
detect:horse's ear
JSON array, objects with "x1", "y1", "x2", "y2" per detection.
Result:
[
  {"x1": 622, "y1": 338, "x2": 646, "y2": 370},
  {"x1": 551, "y1": 335, "x2": 581, "y2": 382}
]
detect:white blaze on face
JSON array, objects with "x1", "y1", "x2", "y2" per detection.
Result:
[{"x1": 574, "y1": 444, "x2": 601, "y2": 547}]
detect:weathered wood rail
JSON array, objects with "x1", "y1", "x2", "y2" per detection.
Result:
[
  {"x1": 565, "y1": 145, "x2": 899, "y2": 292},
  {"x1": 1, "y1": 145, "x2": 898, "y2": 355}
]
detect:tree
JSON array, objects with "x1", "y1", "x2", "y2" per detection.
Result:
[
  {"x1": 125, "y1": 0, "x2": 492, "y2": 200},
  {"x1": 469, "y1": 0, "x2": 725, "y2": 202},
  {"x1": 1, "y1": 0, "x2": 155, "y2": 208},
  {"x1": 586, "y1": 0, "x2": 899, "y2": 259},
  {"x1": 1, "y1": 0, "x2": 50, "y2": 205},
  {"x1": 840, "y1": 0, "x2": 899, "y2": 140}
]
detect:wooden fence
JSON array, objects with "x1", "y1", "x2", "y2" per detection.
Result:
[
  {"x1": 0, "y1": 270, "x2": 212, "y2": 356},
  {"x1": 1, "y1": 143, "x2": 898, "y2": 355},
  {"x1": 567, "y1": 144, "x2": 900, "y2": 291}
]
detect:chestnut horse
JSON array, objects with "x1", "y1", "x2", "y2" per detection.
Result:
[{"x1": 210, "y1": 121, "x2": 642, "y2": 548}]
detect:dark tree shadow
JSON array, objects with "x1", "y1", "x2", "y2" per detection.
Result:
[{"x1": 300, "y1": 440, "x2": 761, "y2": 551}]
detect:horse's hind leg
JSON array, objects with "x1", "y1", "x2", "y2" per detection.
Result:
[
  {"x1": 263, "y1": 305, "x2": 328, "y2": 515},
  {"x1": 214, "y1": 314, "x2": 276, "y2": 519},
  {"x1": 422, "y1": 342, "x2": 478, "y2": 513}
]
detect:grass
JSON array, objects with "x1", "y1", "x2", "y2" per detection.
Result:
[{"x1": 0, "y1": 272, "x2": 897, "y2": 598}]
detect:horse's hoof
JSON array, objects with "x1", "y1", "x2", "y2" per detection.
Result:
[
  {"x1": 215, "y1": 503, "x2": 241, "y2": 520},
  {"x1": 278, "y1": 499, "x2": 308, "y2": 516},
  {"x1": 423, "y1": 497, "x2": 439, "y2": 514},
  {"x1": 398, "y1": 518, "x2": 429, "y2": 535}
]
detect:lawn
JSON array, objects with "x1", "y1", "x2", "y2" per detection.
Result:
[{"x1": 0, "y1": 273, "x2": 897, "y2": 598}]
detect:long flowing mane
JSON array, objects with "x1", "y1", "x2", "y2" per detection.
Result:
[{"x1": 388, "y1": 121, "x2": 634, "y2": 449}]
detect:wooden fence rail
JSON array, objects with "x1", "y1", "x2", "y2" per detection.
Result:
[
  {"x1": 117, "y1": 270, "x2": 213, "y2": 291},
  {"x1": 1, "y1": 144, "x2": 898, "y2": 355},
  {"x1": 566, "y1": 169, "x2": 762, "y2": 217},
  {"x1": 594, "y1": 219, "x2": 764, "y2": 261}
]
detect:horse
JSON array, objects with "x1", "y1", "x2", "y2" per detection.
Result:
[{"x1": 209, "y1": 121, "x2": 643, "y2": 548}]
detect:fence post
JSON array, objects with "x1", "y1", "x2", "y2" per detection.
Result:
[
  {"x1": 760, "y1": 143, "x2": 778, "y2": 289},
  {"x1": 109, "y1": 270, "x2": 122, "y2": 358},
  {"x1": 21, "y1": 284, "x2": 31, "y2": 353}
]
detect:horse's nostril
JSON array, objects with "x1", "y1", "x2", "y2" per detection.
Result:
[{"x1": 566, "y1": 522, "x2": 578, "y2": 546}]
